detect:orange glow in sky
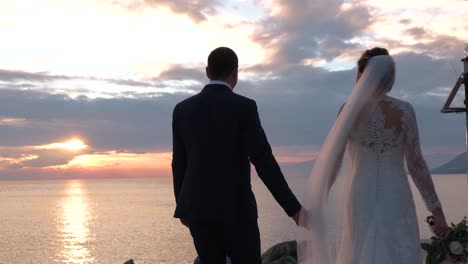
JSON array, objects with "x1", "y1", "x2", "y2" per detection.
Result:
[
  {"x1": 36, "y1": 138, "x2": 88, "y2": 152},
  {"x1": 57, "y1": 152, "x2": 172, "y2": 169}
]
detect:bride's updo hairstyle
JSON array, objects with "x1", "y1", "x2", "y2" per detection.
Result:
[{"x1": 357, "y1": 47, "x2": 389, "y2": 73}]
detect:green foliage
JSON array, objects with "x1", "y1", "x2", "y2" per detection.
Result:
[{"x1": 421, "y1": 217, "x2": 468, "y2": 264}]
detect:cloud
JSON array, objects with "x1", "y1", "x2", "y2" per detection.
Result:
[
  {"x1": 412, "y1": 35, "x2": 466, "y2": 59},
  {"x1": 0, "y1": 69, "x2": 72, "y2": 82},
  {"x1": 117, "y1": 0, "x2": 221, "y2": 22},
  {"x1": 20, "y1": 149, "x2": 79, "y2": 168},
  {"x1": 361, "y1": 0, "x2": 466, "y2": 60},
  {"x1": 157, "y1": 65, "x2": 206, "y2": 83},
  {"x1": 399, "y1": 19, "x2": 412, "y2": 25},
  {"x1": 0, "y1": 68, "x2": 193, "y2": 99},
  {"x1": 403, "y1": 27, "x2": 428, "y2": 39},
  {"x1": 0, "y1": 146, "x2": 81, "y2": 169},
  {"x1": 0, "y1": 68, "x2": 155, "y2": 88},
  {"x1": 251, "y1": 0, "x2": 373, "y2": 65},
  {"x1": 0, "y1": 88, "x2": 185, "y2": 151},
  {"x1": 380, "y1": 30, "x2": 466, "y2": 60},
  {"x1": 106, "y1": 78, "x2": 155, "y2": 88}
]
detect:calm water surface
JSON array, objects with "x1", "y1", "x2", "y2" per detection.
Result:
[{"x1": 0, "y1": 175, "x2": 467, "y2": 263}]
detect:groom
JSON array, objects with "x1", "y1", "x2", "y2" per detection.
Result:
[{"x1": 172, "y1": 47, "x2": 303, "y2": 264}]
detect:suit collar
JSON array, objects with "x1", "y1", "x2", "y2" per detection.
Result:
[
  {"x1": 208, "y1": 80, "x2": 232, "y2": 89},
  {"x1": 201, "y1": 84, "x2": 233, "y2": 93}
]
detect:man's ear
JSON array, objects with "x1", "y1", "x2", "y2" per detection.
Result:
[
  {"x1": 206, "y1": 67, "x2": 212, "y2": 80},
  {"x1": 232, "y1": 68, "x2": 238, "y2": 80}
]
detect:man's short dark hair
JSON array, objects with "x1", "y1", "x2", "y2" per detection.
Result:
[{"x1": 207, "y1": 47, "x2": 238, "y2": 80}]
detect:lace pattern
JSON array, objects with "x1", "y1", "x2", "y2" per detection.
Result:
[
  {"x1": 355, "y1": 105, "x2": 404, "y2": 155},
  {"x1": 351, "y1": 96, "x2": 441, "y2": 211},
  {"x1": 402, "y1": 102, "x2": 442, "y2": 211}
]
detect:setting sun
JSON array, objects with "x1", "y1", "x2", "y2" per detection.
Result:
[{"x1": 37, "y1": 138, "x2": 88, "y2": 151}]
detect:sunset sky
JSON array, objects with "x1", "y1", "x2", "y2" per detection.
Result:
[{"x1": 0, "y1": 0, "x2": 466, "y2": 180}]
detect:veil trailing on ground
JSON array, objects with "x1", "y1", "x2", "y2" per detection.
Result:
[{"x1": 298, "y1": 55, "x2": 396, "y2": 264}]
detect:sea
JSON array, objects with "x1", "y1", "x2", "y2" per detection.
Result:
[{"x1": 0, "y1": 174, "x2": 467, "y2": 264}]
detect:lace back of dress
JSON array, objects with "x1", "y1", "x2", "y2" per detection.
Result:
[
  {"x1": 352, "y1": 96, "x2": 406, "y2": 155},
  {"x1": 351, "y1": 95, "x2": 442, "y2": 211}
]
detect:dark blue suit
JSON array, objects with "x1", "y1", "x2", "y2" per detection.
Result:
[{"x1": 172, "y1": 84, "x2": 301, "y2": 263}]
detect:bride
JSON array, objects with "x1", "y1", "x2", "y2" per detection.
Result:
[{"x1": 299, "y1": 48, "x2": 450, "y2": 264}]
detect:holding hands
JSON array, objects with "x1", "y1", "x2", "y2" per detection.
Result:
[{"x1": 292, "y1": 207, "x2": 309, "y2": 227}]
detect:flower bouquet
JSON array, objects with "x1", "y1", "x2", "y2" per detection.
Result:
[{"x1": 422, "y1": 216, "x2": 468, "y2": 264}]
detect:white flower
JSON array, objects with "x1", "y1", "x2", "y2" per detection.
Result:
[{"x1": 449, "y1": 241, "x2": 464, "y2": 255}]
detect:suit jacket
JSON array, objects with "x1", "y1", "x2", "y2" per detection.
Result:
[{"x1": 172, "y1": 84, "x2": 301, "y2": 223}]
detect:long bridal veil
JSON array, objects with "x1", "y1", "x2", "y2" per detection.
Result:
[{"x1": 298, "y1": 55, "x2": 396, "y2": 264}]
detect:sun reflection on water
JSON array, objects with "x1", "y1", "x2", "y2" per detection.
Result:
[{"x1": 57, "y1": 180, "x2": 95, "y2": 263}]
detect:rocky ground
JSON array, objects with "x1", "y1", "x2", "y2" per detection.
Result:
[{"x1": 191, "y1": 240, "x2": 298, "y2": 264}]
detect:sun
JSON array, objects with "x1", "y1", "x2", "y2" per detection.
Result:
[
  {"x1": 37, "y1": 138, "x2": 88, "y2": 151},
  {"x1": 59, "y1": 139, "x2": 88, "y2": 151}
]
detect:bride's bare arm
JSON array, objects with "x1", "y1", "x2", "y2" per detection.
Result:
[{"x1": 404, "y1": 103, "x2": 449, "y2": 236}]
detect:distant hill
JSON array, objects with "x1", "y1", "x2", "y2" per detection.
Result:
[{"x1": 431, "y1": 152, "x2": 467, "y2": 174}]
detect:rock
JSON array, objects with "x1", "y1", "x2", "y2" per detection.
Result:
[
  {"x1": 271, "y1": 256, "x2": 297, "y2": 264},
  {"x1": 261, "y1": 241, "x2": 297, "y2": 264},
  {"x1": 194, "y1": 256, "x2": 231, "y2": 264},
  {"x1": 123, "y1": 259, "x2": 135, "y2": 264},
  {"x1": 192, "y1": 240, "x2": 297, "y2": 264}
]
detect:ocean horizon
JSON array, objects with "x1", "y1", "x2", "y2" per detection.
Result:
[{"x1": 1, "y1": 174, "x2": 467, "y2": 264}]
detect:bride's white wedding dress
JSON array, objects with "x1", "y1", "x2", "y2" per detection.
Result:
[
  {"x1": 299, "y1": 55, "x2": 442, "y2": 264},
  {"x1": 335, "y1": 95, "x2": 441, "y2": 264}
]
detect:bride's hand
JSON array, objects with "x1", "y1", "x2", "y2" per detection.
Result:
[
  {"x1": 292, "y1": 207, "x2": 308, "y2": 227},
  {"x1": 292, "y1": 208, "x2": 302, "y2": 225},
  {"x1": 431, "y1": 207, "x2": 450, "y2": 238}
]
